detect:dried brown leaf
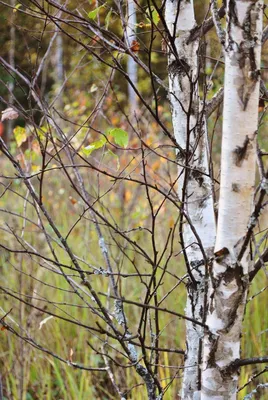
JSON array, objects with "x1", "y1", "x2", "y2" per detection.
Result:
[{"x1": 1, "y1": 107, "x2": 19, "y2": 122}]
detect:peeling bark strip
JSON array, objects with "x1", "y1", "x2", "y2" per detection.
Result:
[
  {"x1": 165, "y1": 1, "x2": 216, "y2": 398},
  {"x1": 201, "y1": 1, "x2": 263, "y2": 399}
]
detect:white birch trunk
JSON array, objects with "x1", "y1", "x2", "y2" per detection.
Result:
[
  {"x1": 201, "y1": 1, "x2": 263, "y2": 399},
  {"x1": 126, "y1": 0, "x2": 138, "y2": 114},
  {"x1": 56, "y1": 32, "x2": 64, "y2": 86},
  {"x1": 165, "y1": 1, "x2": 216, "y2": 398},
  {"x1": 54, "y1": 18, "x2": 64, "y2": 127},
  {"x1": 7, "y1": 0, "x2": 16, "y2": 137}
]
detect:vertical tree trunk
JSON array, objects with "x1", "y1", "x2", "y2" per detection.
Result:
[
  {"x1": 55, "y1": 27, "x2": 64, "y2": 111},
  {"x1": 7, "y1": 0, "x2": 16, "y2": 139},
  {"x1": 165, "y1": 1, "x2": 216, "y2": 398},
  {"x1": 201, "y1": 1, "x2": 263, "y2": 399},
  {"x1": 126, "y1": 0, "x2": 138, "y2": 114},
  {"x1": 54, "y1": 21, "x2": 64, "y2": 127},
  {"x1": 56, "y1": 33, "x2": 64, "y2": 87}
]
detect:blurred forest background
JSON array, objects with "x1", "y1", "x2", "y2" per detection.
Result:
[{"x1": 0, "y1": 1, "x2": 267, "y2": 399}]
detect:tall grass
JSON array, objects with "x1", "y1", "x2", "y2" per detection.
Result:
[{"x1": 0, "y1": 146, "x2": 266, "y2": 400}]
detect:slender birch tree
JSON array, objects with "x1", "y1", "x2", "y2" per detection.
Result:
[
  {"x1": 126, "y1": 0, "x2": 138, "y2": 114},
  {"x1": 166, "y1": 0, "x2": 265, "y2": 398},
  {"x1": 202, "y1": 1, "x2": 264, "y2": 398},
  {"x1": 165, "y1": 1, "x2": 216, "y2": 398}
]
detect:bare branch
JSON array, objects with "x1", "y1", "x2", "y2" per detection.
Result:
[
  {"x1": 188, "y1": 5, "x2": 226, "y2": 43},
  {"x1": 249, "y1": 247, "x2": 268, "y2": 281},
  {"x1": 100, "y1": 293, "x2": 208, "y2": 328},
  {"x1": 226, "y1": 356, "x2": 268, "y2": 372},
  {"x1": 262, "y1": 25, "x2": 268, "y2": 44},
  {"x1": 206, "y1": 86, "x2": 224, "y2": 117},
  {"x1": 211, "y1": 0, "x2": 225, "y2": 45}
]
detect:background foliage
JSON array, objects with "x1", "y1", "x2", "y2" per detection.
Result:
[{"x1": 0, "y1": 0, "x2": 267, "y2": 399}]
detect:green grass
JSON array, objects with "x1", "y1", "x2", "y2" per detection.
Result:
[{"x1": 0, "y1": 155, "x2": 267, "y2": 400}]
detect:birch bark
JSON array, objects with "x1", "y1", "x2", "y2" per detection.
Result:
[
  {"x1": 7, "y1": 0, "x2": 16, "y2": 138},
  {"x1": 201, "y1": 1, "x2": 263, "y2": 399},
  {"x1": 165, "y1": 1, "x2": 216, "y2": 398},
  {"x1": 126, "y1": 0, "x2": 138, "y2": 114}
]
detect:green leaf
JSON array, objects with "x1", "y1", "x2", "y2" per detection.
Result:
[
  {"x1": 146, "y1": 7, "x2": 160, "y2": 26},
  {"x1": 105, "y1": 9, "x2": 112, "y2": 29},
  {"x1": 13, "y1": 126, "x2": 27, "y2": 147},
  {"x1": 82, "y1": 136, "x2": 107, "y2": 156},
  {"x1": 109, "y1": 128, "x2": 128, "y2": 148},
  {"x1": 90, "y1": 83, "x2": 98, "y2": 93},
  {"x1": 88, "y1": 4, "x2": 105, "y2": 20},
  {"x1": 14, "y1": 3, "x2": 22, "y2": 13}
]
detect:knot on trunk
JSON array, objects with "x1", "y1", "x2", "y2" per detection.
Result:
[{"x1": 168, "y1": 59, "x2": 190, "y2": 77}]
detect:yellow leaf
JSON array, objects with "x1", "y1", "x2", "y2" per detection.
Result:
[{"x1": 13, "y1": 126, "x2": 27, "y2": 147}]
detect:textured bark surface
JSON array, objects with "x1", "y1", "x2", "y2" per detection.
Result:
[
  {"x1": 201, "y1": 1, "x2": 263, "y2": 399},
  {"x1": 126, "y1": 0, "x2": 138, "y2": 113},
  {"x1": 165, "y1": 1, "x2": 216, "y2": 398}
]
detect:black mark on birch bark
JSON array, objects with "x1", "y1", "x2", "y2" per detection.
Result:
[
  {"x1": 229, "y1": 2, "x2": 260, "y2": 110},
  {"x1": 235, "y1": 47, "x2": 259, "y2": 110},
  {"x1": 206, "y1": 333, "x2": 219, "y2": 367},
  {"x1": 228, "y1": 0, "x2": 239, "y2": 45},
  {"x1": 213, "y1": 264, "x2": 246, "y2": 332},
  {"x1": 191, "y1": 169, "x2": 204, "y2": 187},
  {"x1": 168, "y1": 59, "x2": 190, "y2": 77},
  {"x1": 232, "y1": 183, "x2": 240, "y2": 192},
  {"x1": 233, "y1": 135, "x2": 253, "y2": 166},
  {"x1": 187, "y1": 284, "x2": 199, "y2": 328}
]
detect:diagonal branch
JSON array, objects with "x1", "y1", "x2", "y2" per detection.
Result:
[
  {"x1": 100, "y1": 293, "x2": 208, "y2": 328},
  {"x1": 249, "y1": 247, "x2": 268, "y2": 281},
  {"x1": 206, "y1": 86, "x2": 224, "y2": 117},
  {"x1": 206, "y1": 80, "x2": 267, "y2": 118},
  {"x1": 188, "y1": 4, "x2": 267, "y2": 44},
  {"x1": 188, "y1": 5, "x2": 226, "y2": 43},
  {"x1": 262, "y1": 25, "x2": 268, "y2": 44},
  {"x1": 224, "y1": 356, "x2": 268, "y2": 373},
  {"x1": 211, "y1": 0, "x2": 225, "y2": 45}
]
